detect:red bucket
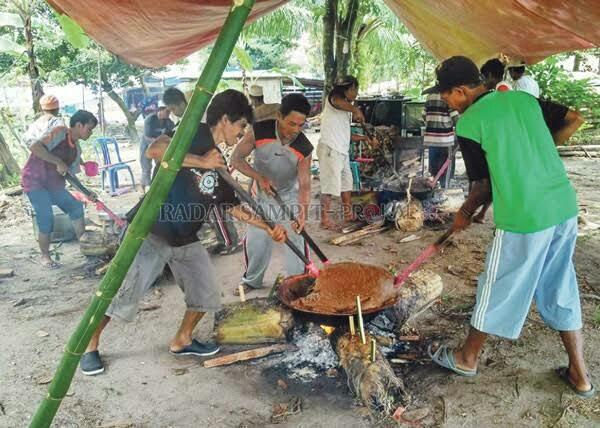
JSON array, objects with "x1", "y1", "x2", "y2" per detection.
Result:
[{"x1": 83, "y1": 161, "x2": 99, "y2": 177}]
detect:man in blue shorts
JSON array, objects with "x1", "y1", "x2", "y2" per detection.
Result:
[{"x1": 427, "y1": 56, "x2": 594, "y2": 398}]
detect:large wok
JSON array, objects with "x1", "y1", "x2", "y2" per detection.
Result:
[{"x1": 277, "y1": 262, "x2": 400, "y2": 316}]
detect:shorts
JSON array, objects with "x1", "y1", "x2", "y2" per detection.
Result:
[
  {"x1": 471, "y1": 216, "x2": 581, "y2": 339},
  {"x1": 26, "y1": 188, "x2": 84, "y2": 234},
  {"x1": 106, "y1": 234, "x2": 221, "y2": 322},
  {"x1": 317, "y1": 143, "x2": 353, "y2": 196}
]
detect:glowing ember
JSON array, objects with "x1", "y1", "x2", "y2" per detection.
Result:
[{"x1": 320, "y1": 325, "x2": 336, "y2": 335}]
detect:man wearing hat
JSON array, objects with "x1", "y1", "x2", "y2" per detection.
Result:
[
  {"x1": 508, "y1": 62, "x2": 540, "y2": 98},
  {"x1": 249, "y1": 85, "x2": 280, "y2": 122},
  {"x1": 24, "y1": 95, "x2": 65, "y2": 147},
  {"x1": 140, "y1": 103, "x2": 175, "y2": 193},
  {"x1": 426, "y1": 55, "x2": 594, "y2": 398}
]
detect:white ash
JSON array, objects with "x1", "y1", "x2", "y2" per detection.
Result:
[{"x1": 280, "y1": 323, "x2": 339, "y2": 381}]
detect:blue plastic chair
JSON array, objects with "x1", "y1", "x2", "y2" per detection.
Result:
[{"x1": 93, "y1": 137, "x2": 136, "y2": 194}]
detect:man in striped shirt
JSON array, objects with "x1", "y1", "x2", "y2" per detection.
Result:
[{"x1": 422, "y1": 91, "x2": 459, "y2": 185}]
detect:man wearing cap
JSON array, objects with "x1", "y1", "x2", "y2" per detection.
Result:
[
  {"x1": 140, "y1": 104, "x2": 175, "y2": 193},
  {"x1": 249, "y1": 85, "x2": 280, "y2": 122},
  {"x1": 427, "y1": 56, "x2": 594, "y2": 398},
  {"x1": 24, "y1": 95, "x2": 65, "y2": 147},
  {"x1": 508, "y1": 63, "x2": 540, "y2": 98}
]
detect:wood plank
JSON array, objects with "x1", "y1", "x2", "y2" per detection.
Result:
[{"x1": 203, "y1": 344, "x2": 295, "y2": 368}]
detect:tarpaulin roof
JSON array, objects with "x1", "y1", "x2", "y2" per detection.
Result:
[
  {"x1": 46, "y1": 0, "x2": 287, "y2": 67},
  {"x1": 384, "y1": 0, "x2": 600, "y2": 65},
  {"x1": 47, "y1": 0, "x2": 600, "y2": 68}
]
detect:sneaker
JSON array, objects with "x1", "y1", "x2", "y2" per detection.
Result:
[
  {"x1": 169, "y1": 339, "x2": 220, "y2": 357},
  {"x1": 80, "y1": 350, "x2": 105, "y2": 376}
]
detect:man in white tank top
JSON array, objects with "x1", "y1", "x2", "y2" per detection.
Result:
[{"x1": 317, "y1": 76, "x2": 372, "y2": 230}]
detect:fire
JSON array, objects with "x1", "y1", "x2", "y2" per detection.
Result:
[{"x1": 320, "y1": 325, "x2": 336, "y2": 336}]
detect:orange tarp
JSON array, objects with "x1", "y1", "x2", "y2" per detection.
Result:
[
  {"x1": 46, "y1": 0, "x2": 287, "y2": 67},
  {"x1": 384, "y1": 0, "x2": 600, "y2": 65},
  {"x1": 47, "y1": 0, "x2": 599, "y2": 68}
]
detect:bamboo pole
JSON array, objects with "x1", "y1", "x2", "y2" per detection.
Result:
[{"x1": 29, "y1": 2, "x2": 256, "y2": 426}]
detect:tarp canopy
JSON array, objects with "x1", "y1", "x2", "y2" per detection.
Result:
[{"x1": 47, "y1": 0, "x2": 600, "y2": 68}]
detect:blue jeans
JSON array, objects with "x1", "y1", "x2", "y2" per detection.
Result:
[{"x1": 27, "y1": 188, "x2": 84, "y2": 234}]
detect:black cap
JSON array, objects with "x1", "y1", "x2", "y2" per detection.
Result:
[{"x1": 429, "y1": 56, "x2": 483, "y2": 93}]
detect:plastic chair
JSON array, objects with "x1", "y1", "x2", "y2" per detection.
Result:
[{"x1": 93, "y1": 137, "x2": 136, "y2": 194}]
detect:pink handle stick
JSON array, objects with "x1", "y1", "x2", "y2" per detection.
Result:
[{"x1": 306, "y1": 262, "x2": 320, "y2": 278}]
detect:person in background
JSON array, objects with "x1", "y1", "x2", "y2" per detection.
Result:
[
  {"x1": 162, "y1": 87, "x2": 241, "y2": 255},
  {"x1": 249, "y1": 85, "x2": 280, "y2": 122},
  {"x1": 480, "y1": 59, "x2": 512, "y2": 92},
  {"x1": 317, "y1": 76, "x2": 373, "y2": 230},
  {"x1": 422, "y1": 89, "x2": 459, "y2": 188},
  {"x1": 428, "y1": 56, "x2": 594, "y2": 399},
  {"x1": 231, "y1": 93, "x2": 313, "y2": 296},
  {"x1": 21, "y1": 110, "x2": 98, "y2": 269},
  {"x1": 24, "y1": 95, "x2": 65, "y2": 147},
  {"x1": 508, "y1": 63, "x2": 540, "y2": 98},
  {"x1": 140, "y1": 104, "x2": 174, "y2": 193}
]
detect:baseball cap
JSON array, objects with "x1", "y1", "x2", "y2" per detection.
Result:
[
  {"x1": 40, "y1": 94, "x2": 59, "y2": 111},
  {"x1": 428, "y1": 56, "x2": 483, "y2": 93},
  {"x1": 249, "y1": 85, "x2": 263, "y2": 97}
]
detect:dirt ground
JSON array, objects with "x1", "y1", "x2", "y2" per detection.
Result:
[{"x1": 1, "y1": 135, "x2": 600, "y2": 427}]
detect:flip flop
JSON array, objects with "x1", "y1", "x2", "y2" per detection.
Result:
[
  {"x1": 428, "y1": 344, "x2": 477, "y2": 377},
  {"x1": 42, "y1": 260, "x2": 62, "y2": 270},
  {"x1": 556, "y1": 366, "x2": 596, "y2": 399},
  {"x1": 169, "y1": 339, "x2": 220, "y2": 357}
]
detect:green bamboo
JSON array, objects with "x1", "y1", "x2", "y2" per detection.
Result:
[{"x1": 30, "y1": 1, "x2": 255, "y2": 426}]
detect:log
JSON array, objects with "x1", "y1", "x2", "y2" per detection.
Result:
[
  {"x1": 384, "y1": 269, "x2": 443, "y2": 329},
  {"x1": 394, "y1": 199, "x2": 424, "y2": 232},
  {"x1": 79, "y1": 230, "x2": 119, "y2": 257},
  {"x1": 559, "y1": 151, "x2": 600, "y2": 158},
  {"x1": 557, "y1": 145, "x2": 600, "y2": 152},
  {"x1": 214, "y1": 298, "x2": 294, "y2": 345},
  {"x1": 203, "y1": 344, "x2": 294, "y2": 368},
  {"x1": 336, "y1": 333, "x2": 406, "y2": 416},
  {"x1": 332, "y1": 225, "x2": 392, "y2": 246}
]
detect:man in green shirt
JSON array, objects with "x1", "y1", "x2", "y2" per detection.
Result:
[{"x1": 427, "y1": 56, "x2": 594, "y2": 398}]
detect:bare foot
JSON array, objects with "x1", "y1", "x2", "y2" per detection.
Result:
[
  {"x1": 41, "y1": 256, "x2": 61, "y2": 269},
  {"x1": 233, "y1": 283, "x2": 255, "y2": 296}
]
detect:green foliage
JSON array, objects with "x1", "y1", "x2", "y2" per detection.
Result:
[
  {"x1": 530, "y1": 56, "x2": 600, "y2": 120},
  {"x1": 54, "y1": 12, "x2": 89, "y2": 49}
]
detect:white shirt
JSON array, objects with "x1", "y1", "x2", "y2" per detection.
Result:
[
  {"x1": 511, "y1": 75, "x2": 540, "y2": 98},
  {"x1": 319, "y1": 97, "x2": 352, "y2": 155},
  {"x1": 24, "y1": 115, "x2": 65, "y2": 147}
]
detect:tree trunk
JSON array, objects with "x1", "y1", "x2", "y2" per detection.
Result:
[
  {"x1": 322, "y1": 0, "x2": 338, "y2": 102},
  {"x1": 22, "y1": 12, "x2": 44, "y2": 113},
  {"x1": 104, "y1": 84, "x2": 141, "y2": 145},
  {"x1": 335, "y1": 0, "x2": 360, "y2": 80},
  {"x1": 573, "y1": 53, "x2": 582, "y2": 72},
  {"x1": 0, "y1": 131, "x2": 21, "y2": 186}
]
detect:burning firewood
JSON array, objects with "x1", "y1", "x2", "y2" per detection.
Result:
[{"x1": 214, "y1": 298, "x2": 294, "y2": 345}]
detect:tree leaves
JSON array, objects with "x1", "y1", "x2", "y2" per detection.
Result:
[{"x1": 55, "y1": 12, "x2": 89, "y2": 49}]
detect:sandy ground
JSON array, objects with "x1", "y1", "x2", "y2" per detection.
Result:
[{"x1": 1, "y1": 134, "x2": 600, "y2": 427}]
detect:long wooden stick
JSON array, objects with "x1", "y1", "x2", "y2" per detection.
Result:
[
  {"x1": 356, "y1": 296, "x2": 366, "y2": 344},
  {"x1": 29, "y1": 2, "x2": 257, "y2": 426},
  {"x1": 203, "y1": 344, "x2": 294, "y2": 368}
]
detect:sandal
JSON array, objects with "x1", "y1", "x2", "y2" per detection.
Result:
[
  {"x1": 80, "y1": 350, "x2": 105, "y2": 376},
  {"x1": 169, "y1": 339, "x2": 220, "y2": 357},
  {"x1": 556, "y1": 366, "x2": 596, "y2": 398},
  {"x1": 428, "y1": 344, "x2": 477, "y2": 377},
  {"x1": 42, "y1": 260, "x2": 62, "y2": 270}
]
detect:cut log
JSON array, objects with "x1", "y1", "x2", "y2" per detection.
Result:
[
  {"x1": 79, "y1": 230, "x2": 119, "y2": 257},
  {"x1": 214, "y1": 298, "x2": 294, "y2": 345},
  {"x1": 385, "y1": 269, "x2": 443, "y2": 329},
  {"x1": 3, "y1": 186, "x2": 23, "y2": 197},
  {"x1": 203, "y1": 344, "x2": 294, "y2": 368},
  {"x1": 557, "y1": 145, "x2": 600, "y2": 152},
  {"x1": 394, "y1": 199, "x2": 424, "y2": 232},
  {"x1": 336, "y1": 333, "x2": 406, "y2": 416},
  {"x1": 0, "y1": 268, "x2": 15, "y2": 278}
]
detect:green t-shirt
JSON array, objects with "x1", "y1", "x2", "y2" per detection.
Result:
[{"x1": 456, "y1": 91, "x2": 577, "y2": 233}]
